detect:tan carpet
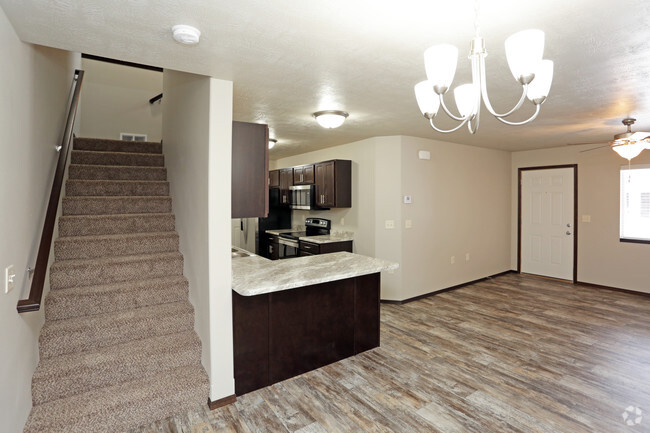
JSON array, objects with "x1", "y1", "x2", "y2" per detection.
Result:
[{"x1": 23, "y1": 137, "x2": 209, "y2": 433}]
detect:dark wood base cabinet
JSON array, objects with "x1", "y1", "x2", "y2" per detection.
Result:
[{"x1": 233, "y1": 273, "x2": 380, "y2": 396}]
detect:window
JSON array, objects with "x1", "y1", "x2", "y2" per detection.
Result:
[{"x1": 620, "y1": 165, "x2": 650, "y2": 242}]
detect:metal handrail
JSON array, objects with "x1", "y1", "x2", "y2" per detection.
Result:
[{"x1": 17, "y1": 69, "x2": 85, "y2": 313}]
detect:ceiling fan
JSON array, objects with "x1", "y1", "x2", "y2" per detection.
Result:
[{"x1": 567, "y1": 118, "x2": 650, "y2": 159}]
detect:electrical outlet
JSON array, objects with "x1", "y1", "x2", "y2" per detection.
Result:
[
  {"x1": 450, "y1": 256, "x2": 455, "y2": 264},
  {"x1": 405, "y1": 219, "x2": 412, "y2": 229},
  {"x1": 385, "y1": 220, "x2": 395, "y2": 229},
  {"x1": 340, "y1": 218, "x2": 345, "y2": 226},
  {"x1": 5, "y1": 265, "x2": 15, "y2": 294},
  {"x1": 465, "y1": 253, "x2": 470, "y2": 262}
]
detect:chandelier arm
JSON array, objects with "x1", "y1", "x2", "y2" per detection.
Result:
[
  {"x1": 438, "y1": 94, "x2": 468, "y2": 122},
  {"x1": 494, "y1": 104, "x2": 541, "y2": 126},
  {"x1": 477, "y1": 54, "x2": 529, "y2": 118},
  {"x1": 467, "y1": 57, "x2": 482, "y2": 134},
  {"x1": 428, "y1": 115, "x2": 471, "y2": 134}
]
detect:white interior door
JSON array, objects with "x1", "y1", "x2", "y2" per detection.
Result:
[{"x1": 521, "y1": 167, "x2": 574, "y2": 280}]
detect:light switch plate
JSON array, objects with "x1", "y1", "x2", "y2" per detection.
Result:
[
  {"x1": 403, "y1": 195, "x2": 412, "y2": 204},
  {"x1": 405, "y1": 219, "x2": 412, "y2": 229},
  {"x1": 5, "y1": 265, "x2": 15, "y2": 294},
  {"x1": 385, "y1": 220, "x2": 395, "y2": 229},
  {"x1": 582, "y1": 215, "x2": 591, "y2": 223}
]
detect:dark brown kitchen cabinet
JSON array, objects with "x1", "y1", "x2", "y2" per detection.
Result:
[
  {"x1": 269, "y1": 169, "x2": 280, "y2": 188},
  {"x1": 266, "y1": 234, "x2": 280, "y2": 260},
  {"x1": 232, "y1": 272, "x2": 380, "y2": 396},
  {"x1": 293, "y1": 164, "x2": 314, "y2": 185},
  {"x1": 232, "y1": 121, "x2": 269, "y2": 218},
  {"x1": 314, "y1": 159, "x2": 351, "y2": 208},
  {"x1": 299, "y1": 240, "x2": 353, "y2": 256},
  {"x1": 279, "y1": 168, "x2": 293, "y2": 206}
]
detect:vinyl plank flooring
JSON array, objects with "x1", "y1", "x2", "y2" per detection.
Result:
[{"x1": 127, "y1": 274, "x2": 650, "y2": 432}]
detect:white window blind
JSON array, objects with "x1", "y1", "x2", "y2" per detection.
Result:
[{"x1": 620, "y1": 164, "x2": 650, "y2": 241}]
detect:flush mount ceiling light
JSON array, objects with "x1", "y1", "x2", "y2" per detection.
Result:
[
  {"x1": 172, "y1": 25, "x2": 201, "y2": 45},
  {"x1": 313, "y1": 110, "x2": 349, "y2": 129},
  {"x1": 414, "y1": 1, "x2": 553, "y2": 134},
  {"x1": 268, "y1": 138, "x2": 277, "y2": 149}
]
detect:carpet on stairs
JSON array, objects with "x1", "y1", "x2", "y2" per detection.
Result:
[{"x1": 23, "y1": 137, "x2": 209, "y2": 433}]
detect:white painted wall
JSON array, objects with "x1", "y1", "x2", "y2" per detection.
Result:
[
  {"x1": 80, "y1": 58, "x2": 162, "y2": 142},
  {"x1": 274, "y1": 135, "x2": 511, "y2": 301},
  {"x1": 0, "y1": 8, "x2": 80, "y2": 432},
  {"x1": 162, "y1": 70, "x2": 234, "y2": 401},
  {"x1": 512, "y1": 145, "x2": 650, "y2": 293}
]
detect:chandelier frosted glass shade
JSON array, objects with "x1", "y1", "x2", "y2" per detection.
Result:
[
  {"x1": 313, "y1": 110, "x2": 349, "y2": 128},
  {"x1": 424, "y1": 44, "x2": 459, "y2": 93},
  {"x1": 526, "y1": 60, "x2": 554, "y2": 104},
  {"x1": 414, "y1": 81, "x2": 440, "y2": 116},
  {"x1": 415, "y1": 27, "x2": 553, "y2": 134},
  {"x1": 505, "y1": 29, "x2": 545, "y2": 83}
]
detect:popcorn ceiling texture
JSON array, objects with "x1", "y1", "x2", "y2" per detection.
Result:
[{"x1": 23, "y1": 137, "x2": 208, "y2": 433}]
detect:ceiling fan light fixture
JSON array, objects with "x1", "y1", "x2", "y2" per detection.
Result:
[
  {"x1": 611, "y1": 141, "x2": 645, "y2": 161},
  {"x1": 313, "y1": 110, "x2": 348, "y2": 129}
]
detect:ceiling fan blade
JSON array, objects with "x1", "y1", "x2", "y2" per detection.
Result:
[
  {"x1": 567, "y1": 140, "x2": 610, "y2": 146},
  {"x1": 579, "y1": 144, "x2": 611, "y2": 152}
]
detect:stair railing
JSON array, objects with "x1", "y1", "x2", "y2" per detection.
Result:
[{"x1": 17, "y1": 69, "x2": 85, "y2": 313}]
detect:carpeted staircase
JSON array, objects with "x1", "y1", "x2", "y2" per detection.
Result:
[{"x1": 23, "y1": 137, "x2": 209, "y2": 433}]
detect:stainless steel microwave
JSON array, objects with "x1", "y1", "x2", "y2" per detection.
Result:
[{"x1": 289, "y1": 185, "x2": 320, "y2": 210}]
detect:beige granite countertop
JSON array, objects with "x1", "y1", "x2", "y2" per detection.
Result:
[
  {"x1": 264, "y1": 229, "x2": 353, "y2": 244},
  {"x1": 232, "y1": 251, "x2": 398, "y2": 296}
]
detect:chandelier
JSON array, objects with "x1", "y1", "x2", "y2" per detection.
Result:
[{"x1": 414, "y1": 3, "x2": 553, "y2": 134}]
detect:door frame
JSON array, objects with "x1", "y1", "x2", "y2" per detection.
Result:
[{"x1": 517, "y1": 164, "x2": 578, "y2": 282}]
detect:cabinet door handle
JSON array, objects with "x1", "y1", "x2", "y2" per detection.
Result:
[{"x1": 269, "y1": 245, "x2": 273, "y2": 253}]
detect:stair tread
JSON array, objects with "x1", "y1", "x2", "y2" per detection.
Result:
[
  {"x1": 32, "y1": 330, "x2": 202, "y2": 405},
  {"x1": 39, "y1": 301, "x2": 195, "y2": 358},
  {"x1": 66, "y1": 179, "x2": 169, "y2": 184},
  {"x1": 24, "y1": 365, "x2": 209, "y2": 433},
  {"x1": 56, "y1": 231, "x2": 179, "y2": 243},
  {"x1": 72, "y1": 149, "x2": 165, "y2": 158},
  {"x1": 70, "y1": 150, "x2": 164, "y2": 167},
  {"x1": 73, "y1": 137, "x2": 162, "y2": 154},
  {"x1": 51, "y1": 251, "x2": 183, "y2": 270},
  {"x1": 45, "y1": 274, "x2": 189, "y2": 320}
]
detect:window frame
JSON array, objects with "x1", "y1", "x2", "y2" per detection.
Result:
[{"x1": 620, "y1": 163, "x2": 650, "y2": 244}]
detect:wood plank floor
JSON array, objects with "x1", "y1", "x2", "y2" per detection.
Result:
[{"x1": 129, "y1": 273, "x2": 650, "y2": 433}]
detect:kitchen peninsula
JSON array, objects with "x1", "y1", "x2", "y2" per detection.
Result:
[{"x1": 231, "y1": 250, "x2": 398, "y2": 395}]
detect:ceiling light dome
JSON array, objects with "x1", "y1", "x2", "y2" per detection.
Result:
[
  {"x1": 172, "y1": 25, "x2": 201, "y2": 45},
  {"x1": 313, "y1": 110, "x2": 349, "y2": 129},
  {"x1": 268, "y1": 138, "x2": 277, "y2": 149}
]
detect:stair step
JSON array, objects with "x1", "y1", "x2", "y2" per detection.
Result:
[
  {"x1": 62, "y1": 196, "x2": 172, "y2": 216},
  {"x1": 39, "y1": 300, "x2": 195, "y2": 359},
  {"x1": 54, "y1": 231, "x2": 179, "y2": 260},
  {"x1": 74, "y1": 137, "x2": 162, "y2": 154},
  {"x1": 68, "y1": 164, "x2": 167, "y2": 181},
  {"x1": 32, "y1": 330, "x2": 202, "y2": 405},
  {"x1": 50, "y1": 252, "x2": 183, "y2": 290},
  {"x1": 65, "y1": 179, "x2": 169, "y2": 196},
  {"x1": 24, "y1": 365, "x2": 209, "y2": 433},
  {"x1": 45, "y1": 275, "x2": 189, "y2": 321},
  {"x1": 71, "y1": 150, "x2": 164, "y2": 167},
  {"x1": 59, "y1": 213, "x2": 175, "y2": 237}
]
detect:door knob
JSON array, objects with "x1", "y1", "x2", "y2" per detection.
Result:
[
  {"x1": 566, "y1": 231, "x2": 572, "y2": 235},
  {"x1": 567, "y1": 223, "x2": 571, "y2": 228}
]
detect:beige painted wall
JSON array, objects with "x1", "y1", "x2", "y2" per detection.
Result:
[
  {"x1": 400, "y1": 136, "x2": 512, "y2": 300},
  {"x1": 511, "y1": 145, "x2": 650, "y2": 293},
  {"x1": 274, "y1": 135, "x2": 511, "y2": 301},
  {"x1": 162, "y1": 70, "x2": 234, "y2": 401},
  {"x1": 80, "y1": 58, "x2": 162, "y2": 142},
  {"x1": 0, "y1": 8, "x2": 80, "y2": 432}
]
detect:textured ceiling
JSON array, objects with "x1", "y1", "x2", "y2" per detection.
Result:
[{"x1": 3, "y1": 0, "x2": 650, "y2": 158}]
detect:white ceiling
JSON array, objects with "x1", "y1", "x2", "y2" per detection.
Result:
[{"x1": 3, "y1": 0, "x2": 650, "y2": 158}]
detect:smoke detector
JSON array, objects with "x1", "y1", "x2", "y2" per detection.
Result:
[{"x1": 172, "y1": 25, "x2": 201, "y2": 45}]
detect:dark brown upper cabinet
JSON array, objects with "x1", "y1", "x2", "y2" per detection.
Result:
[
  {"x1": 314, "y1": 160, "x2": 351, "y2": 208},
  {"x1": 269, "y1": 170, "x2": 280, "y2": 188},
  {"x1": 279, "y1": 168, "x2": 293, "y2": 206},
  {"x1": 231, "y1": 121, "x2": 269, "y2": 218},
  {"x1": 293, "y1": 164, "x2": 314, "y2": 185}
]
